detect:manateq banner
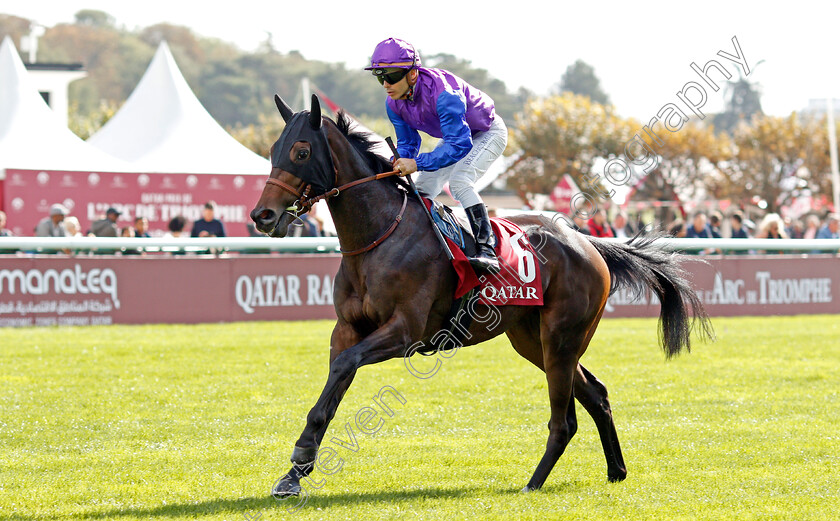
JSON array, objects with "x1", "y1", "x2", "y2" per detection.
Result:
[{"x1": 0, "y1": 255, "x2": 837, "y2": 327}]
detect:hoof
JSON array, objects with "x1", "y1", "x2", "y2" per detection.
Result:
[
  {"x1": 291, "y1": 445, "x2": 318, "y2": 465},
  {"x1": 272, "y1": 476, "x2": 301, "y2": 498},
  {"x1": 608, "y1": 469, "x2": 627, "y2": 483},
  {"x1": 521, "y1": 484, "x2": 538, "y2": 493}
]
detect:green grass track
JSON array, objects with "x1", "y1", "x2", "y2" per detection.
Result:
[{"x1": 1, "y1": 316, "x2": 838, "y2": 520}]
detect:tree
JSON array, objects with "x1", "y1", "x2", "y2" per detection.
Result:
[
  {"x1": 74, "y1": 10, "x2": 115, "y2": 28},
  {"x1": 556, "y1": 60, "x2": 610, "y2": 106},
  {"x1": 0, "y1": 14, "x2": 33, "y2": 51},
  {"x1": 632, "y1": 121, "x2": 731, "y2": 203},
  {"x1": 713, "y1": 113, "x2": 830, "y2": 212},
  {"x1": 422, "y1": 52, "x2": 526, "y2": 122},
  {"x1": 508, "y1": 92, "x2": 634, "y2": 205},
  {"x1": 629, "y1": 121, "x2": 731, "y2": 224}
]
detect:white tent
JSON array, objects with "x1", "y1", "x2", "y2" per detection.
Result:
[
  {"x1": 87, "y1": 41, "x2": 270, "y2": 175},
  {"x1": 0, "y1": 36, "x2": 133, "y2": 176}
]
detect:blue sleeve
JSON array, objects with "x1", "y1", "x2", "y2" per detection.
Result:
[
  {"x1": 415, "y1": 91, "x2": 473, "y2": 172},
  {"x1": 386, "y1": 104, "x2": 421, "y2": 160}
]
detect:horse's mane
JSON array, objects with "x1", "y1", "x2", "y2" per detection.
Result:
[{"x1": 335, "y1": 111, "x2": 394, "y2": 175}]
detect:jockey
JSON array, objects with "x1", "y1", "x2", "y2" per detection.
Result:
[{"x1": 365, "y1": 37, "x2": 507, "y2": 274}]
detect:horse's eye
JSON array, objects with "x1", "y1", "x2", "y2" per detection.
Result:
[{"x1": 297, "y1": 149, "x2": 310, "y2": 161}]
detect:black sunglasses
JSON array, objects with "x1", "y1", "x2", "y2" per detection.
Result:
[{"x1": 374, "y1": 68, "x2": 410, "y2": 85}]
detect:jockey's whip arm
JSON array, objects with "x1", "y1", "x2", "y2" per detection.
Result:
[{"x1": 386, "y1": 137, "x2": 454, "y2": 261}]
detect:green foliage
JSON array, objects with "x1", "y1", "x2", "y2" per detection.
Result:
[
  {"x1": 509, "y1": 92, "x2": 634, "y2": 198},
  {"x1": 0, "y1": 14, "x2": 31, "y2": 48},
  {"x1": 67, "y1": 99, "x2": 120, "y2": 140},
  {"x1": 557, "y1": 59, "x2": 610, "y2": 106},
  {"x1": 73, "y1": 9, "x2": 115, "y2": 28},
  {"x1": 227, "y1": 112, "x2": 286, "y2": 158},
  {"x1": 424, "y1": 52, "x2": 529, "y2": 122},
  {"x1": 0, "y1": 12, "x2": 525, "y2": 136},
  {"x1": 714, "y1": 113, "x2": 831, "y2": 211},
  {"x1": 0, "y1": 315, "x2": 837, "y2": 520}
]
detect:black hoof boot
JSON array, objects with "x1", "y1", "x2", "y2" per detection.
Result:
[{"x1": 272, "y1": 473, "x2": 302, "y2": 498}]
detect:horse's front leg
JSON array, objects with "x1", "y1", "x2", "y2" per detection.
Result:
[{"x1": 273, "y1": 314, "x2": 413, "y2": 498}]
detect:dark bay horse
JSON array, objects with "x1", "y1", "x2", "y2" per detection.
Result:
[{"x1": 251, "y1": 95, "x2": 712, "y2": 497}]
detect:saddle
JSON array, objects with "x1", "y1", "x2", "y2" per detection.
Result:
[
  {"x1": 423, "y1": 198, "x2": 476, "y2": 257},
  {"x1": 421, "y1": 197, "x2": 543, "y2": 306}
]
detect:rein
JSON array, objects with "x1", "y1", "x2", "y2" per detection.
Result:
[
  {"x1": 264, "y1": 168, "x2": 409, "y2": 256},
  {"x1": 266, "y1": 169, "x2": 404, "y2": 214}
]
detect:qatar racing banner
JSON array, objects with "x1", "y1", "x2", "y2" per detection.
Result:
[
  {"x1": 0, "y1": 255, "x2": 341, "y2": 327},
  {"x1": 1, "y1": 169, "x2": 269, "y2": 237},
  {"x1": 0, "y1": 254, "x2": 837, "y2": 328},
  {"x1": 605, "y1": 255, "x2": 840, "y2": 317}
]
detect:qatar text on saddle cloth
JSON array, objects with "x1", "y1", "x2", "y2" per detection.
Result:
[{"x1": 445, "y1": 217, "x2": 544, "y2": 306}]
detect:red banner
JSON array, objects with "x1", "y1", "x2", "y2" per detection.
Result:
[
  {"x1": 1, "y1": 169, "x2": 268, "y2": 237},
  {"x1": 604, "y1": 255, "x2": 840, "y2": 317},
  {"x1": 0, "y1": 255, "x2": 340, "y2": 327},
  {"x1": 0, "y1": 254, "x2": 837, "y2": 328}
]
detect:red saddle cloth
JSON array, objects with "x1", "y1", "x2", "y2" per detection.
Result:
[{"x1": 445, "y1": 217, "x2": 543, "y2": 306}]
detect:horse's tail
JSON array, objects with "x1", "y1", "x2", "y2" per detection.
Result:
[{"x1": 587, "y1": 234, "x2": 714, "y2": 357}]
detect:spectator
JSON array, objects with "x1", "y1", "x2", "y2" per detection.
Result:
[
  {"x1": 785, "y1": 217, "x2": 805, "y2": 239},
  {"x1": 729, "y1": 211, "x2": 750, "y2": 239},
  {"x1": 0, "y1": 210, "x2": 12, "y2": 237},
  {"x1": 119, "y1": 226, "x2": 142, "y2": 256},
  {"x1": 134, "y1": 216, "x2": 151, "y2": 238},
  {"x1": 164, "y1": 215, "x2": 188, "y2": 238},
  {"x1": 587, "y1": 209, "x2": 614, "y2": 238},
  {"x1": 709, "y1": 211, "x2": 723, "y2": 238},
  {"x1": 64, "y1": 216, "x2": 83, "y2": 237},
  {"x1": 611, "y1": 212, "x2": 633, "y2": 239},
  {"x1": 756, "y1": 213, "x2": 788, "y2": 239},
  {"x1": 35, "y1": 204, "x2": 69, "y2": 237},
  {"x1": 816, "y1": 214, "x2": 839, "y2": 239},
  {"x1": 802, "y1": 214, "x2": 821, "y2": 240},
  {"x1": 668, "y1": 219, "x2": 686, "y2": 238},
  {"x1": 191, "y1": 201, "x2": 226, "y2": 237},
  {"x1": 756, "y1": 213, "x2": 787, "y2": 254},
  {"x1": 685, "y1": 212, "x2": 714, "y2": 239},
  {"x1": 572, "y1": 214, "x2": 591, "y2": 235},
  {"x1": 90, "y1": 207, "x2": 121, "y2": 237}
]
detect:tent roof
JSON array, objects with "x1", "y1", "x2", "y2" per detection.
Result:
[
  {"x1": 0, "y1": 36, "x2": 134, "y2": 175},
  {"x1": 87, "y1": 41, "x2": 270, "y2": 175}
]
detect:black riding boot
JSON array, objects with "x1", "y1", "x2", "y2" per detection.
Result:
[{"x1": 465, "y1": 204, "x2": 500, "y2": 274}]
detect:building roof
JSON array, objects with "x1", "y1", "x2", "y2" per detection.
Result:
[{"x1": 87, "y1": 41, "x2": 270, "y2": 175}]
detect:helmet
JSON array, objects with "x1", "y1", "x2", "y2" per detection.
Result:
[{"x1": 364, "y1": 38, "x2": 421, "y2": 72}]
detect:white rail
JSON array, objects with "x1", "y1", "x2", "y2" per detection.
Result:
[
  {"x1": 0, "y1": 236, "x2": 340, "y2": 253},
  {"x1": 0, "y1": 237, "x2": 838, "y2": 253}
]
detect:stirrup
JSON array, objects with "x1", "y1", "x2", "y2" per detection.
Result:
[{"x1": 469, "y1": 253, "x2": 500, "y2": 274}]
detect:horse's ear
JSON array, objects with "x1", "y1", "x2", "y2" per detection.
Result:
[
  {"x1": 274, "y1": 94, "x2": 294, "y2": 123},
  {"x1": 309, "y1": 94, "x2": 322, "y2": 130}
]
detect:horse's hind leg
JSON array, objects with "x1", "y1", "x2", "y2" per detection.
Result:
[
  {"x1": 522, "y1": 322, "x2": 584, "y2": 492},
  {"x1": 574, "y1": 364, "x2": 627, "y2": 482}
]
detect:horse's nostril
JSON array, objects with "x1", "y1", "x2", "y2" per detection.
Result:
[{"x1": 250, "y1": 207, "x2": 277, "y2": 225}]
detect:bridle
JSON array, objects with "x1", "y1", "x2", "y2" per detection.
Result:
[{"x1": 264, "y1": 167, "x2": 410, "y2": 256}]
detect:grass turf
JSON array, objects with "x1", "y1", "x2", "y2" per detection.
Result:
[{"x1": 0, "y1": 315, "x2": 838, "y2": 520}]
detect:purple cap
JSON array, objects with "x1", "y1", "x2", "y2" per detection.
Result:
[{"x1": 365, "y1": 38, "x2": 421, "y2": 70}]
